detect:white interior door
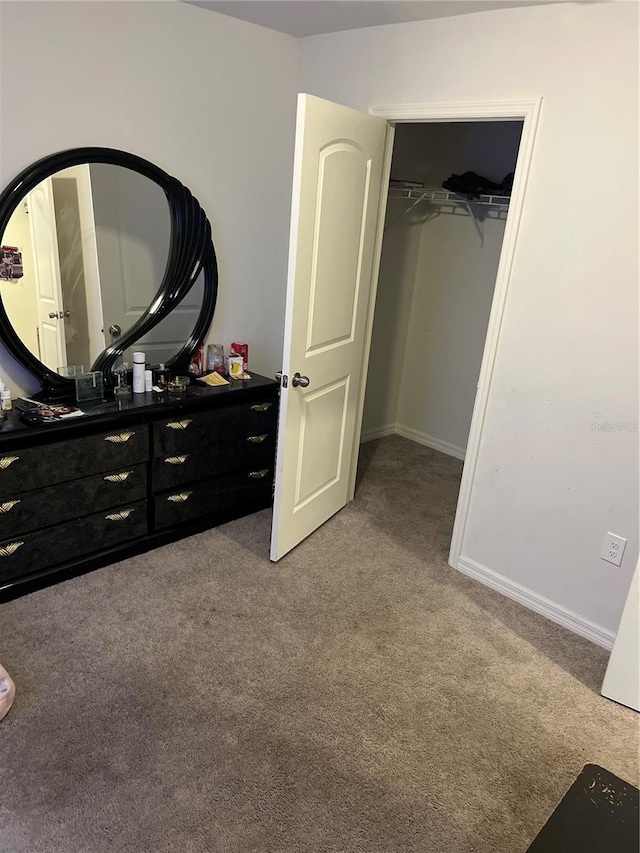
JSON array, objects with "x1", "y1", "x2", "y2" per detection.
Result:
[
  {"x1": 27, "y1": 180, "x2": 66, "y2": 368},
  {"x1": 601, "y1": 560, "x2": 640, "y2": 712},
  {"x1": 270, "y1": 94, "x2": 392, "y2": 561}
]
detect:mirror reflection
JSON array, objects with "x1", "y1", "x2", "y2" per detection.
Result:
[{"x1": 0, "y1": 163, "x2": 204, "y2": 372}]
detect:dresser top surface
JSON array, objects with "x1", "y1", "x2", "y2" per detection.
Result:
[{"x1": 0, "y1": 373, "x2": 278, "y2": 447}]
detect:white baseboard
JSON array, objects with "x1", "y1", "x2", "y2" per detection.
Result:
[
  {"x1": 394, "y1": 424, "x2": 466, "y2": 460},
  {"x1": 456, "y1": 555, "x2": 615, "y2": 650},
  {"x1": 360, "y1": 428, "x2": 613, "y2": 648},
  {"x1": 360, "y1": 423, "x2": 466, "y2": 459},
  {"x1": 360, "y1": 424, "x2": 397, "y2": 443}
]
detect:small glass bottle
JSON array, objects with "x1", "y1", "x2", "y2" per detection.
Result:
[
  {"x1": 114, "y1": 361, "x2": 132, "y2": 400},
  {"x1": 155, "y1": 363, "x2": 169, "y2": 391},
  {"x1": 0, "y1": 389, "x2": 12, "y2": 412}
]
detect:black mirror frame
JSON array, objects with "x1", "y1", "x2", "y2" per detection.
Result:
[{"x1": 0, "y1": 147, "x2": 218, "y2": 400}]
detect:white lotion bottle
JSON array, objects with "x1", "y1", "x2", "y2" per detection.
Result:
[{"x1": 132, "y1": 352, "x2": 146, "y2": 394}]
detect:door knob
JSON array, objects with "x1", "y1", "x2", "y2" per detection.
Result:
[
  {"x1": 109, "y1": 324, "x2": 122, "y2": 338},
  {"x1": 63, "y1": 310, "x2": 71, "y2": 318},
  {"x1": 48, "y1": 311, "x2": 59, "y2": 319},
  {"x1": 291, "y1": 373, "x2": 310, "y2": 388}
]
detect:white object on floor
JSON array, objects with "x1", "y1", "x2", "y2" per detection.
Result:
[
  {"x1": 602, "y1": 560, "x2": 640, "y2": 712},
  {"x1": 0, "y1": 662, "x2": 15, "y2": 721}
]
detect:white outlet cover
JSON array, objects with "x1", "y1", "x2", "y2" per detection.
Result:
[{"x1": 601, "y1": 532, "x2": 627, "y2": 567}]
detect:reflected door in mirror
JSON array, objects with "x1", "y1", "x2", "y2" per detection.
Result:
[{"x1": 28, "y1": 180, "x2": 67, "y2": 368}]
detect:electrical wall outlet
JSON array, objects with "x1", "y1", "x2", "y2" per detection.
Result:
[{"x1": 600, "y1": 532, "x2": 627, "y2": 567}]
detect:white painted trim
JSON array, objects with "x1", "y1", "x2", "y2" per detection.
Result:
[
  {"x1": 457, "y1": 555, "x2": 615, "y2": 650},
  {"x1": 369, "y1": 100, "x2": 538, "y2": 122},
  {"x1": 360, "y1": 424, "x2": 397, "y2": 443},
  {"x1": 368, "y1": 97, "x2": 543, "y2": 571},
  {"x1": 395, "y1": 424, "x2": 466, "y2": 460}
]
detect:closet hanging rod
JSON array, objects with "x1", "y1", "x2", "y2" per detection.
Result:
[{"x1": 388, "y1": 186, "x2": 511, "y2": 209}]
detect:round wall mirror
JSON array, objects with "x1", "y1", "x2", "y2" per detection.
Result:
[{"x1": 0, "y1": 148, "x2": 217, "y2": 399}]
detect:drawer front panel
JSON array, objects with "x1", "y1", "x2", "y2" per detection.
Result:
[
  {"x1": 153, "y1": 399, "x2": 277, "y2": 458},
  {"x1": 0, "y1": 500, "x2": 148, "y2": 586},
  {"x1": 152, "y1": 435, "x2": 275, "y2": 492},
  {"x1": 154, "y1": 467, "x2": 273, "y2": 531},
  {"x1": 0, "y1": 463, "x2": 147, "y2": 539},
  {"x1": 0, "y1": 426, "x2": 149, "y2": 498}
]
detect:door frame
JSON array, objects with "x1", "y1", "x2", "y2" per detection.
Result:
[{"x1": 350, "y1": 98, "x2": 542, "y2": 571}]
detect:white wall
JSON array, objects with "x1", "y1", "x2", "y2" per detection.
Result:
[
  {"x1": 396, "y1": 212, "x2": 506, "y2": 456},
  {"x1": 0, "y1": 0, "x2": 299, "y2": 395},
  {"x1": 361, "y1": 196, "x2": 421, "y2": 438},
  {"x1": 301, "y1": 2, "x2": 639, "y2": 637}
]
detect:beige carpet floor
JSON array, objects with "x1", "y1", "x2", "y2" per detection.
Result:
[{"x1": 0, "y1": 435, "x2": 637, "y2": 852}]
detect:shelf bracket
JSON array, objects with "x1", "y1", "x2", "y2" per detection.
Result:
[
  {"x1": 384, "y1": 192, "x2": 431, "y2": 231},
  {"x1": 464, "y1": 202, "x2": 485, "y2": 247}
]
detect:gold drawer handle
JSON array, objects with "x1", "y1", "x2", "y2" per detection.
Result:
[
  {"x1": 0, "y1": 455, "x2": 19, "y2": 470},
  {"x1": 166, "y1": 419, "x2": 193, "y2": 431},
  {"x1": 247, "y1": 434, "x2": 268, "y2": 444},
  {"x1": 167, "y1": 490, "x2": 193, "y2": 503},
  {"x1": 250, "y1": 402, "x2": 273, "y2": 413},
  {"x1": 105, "y1": 508, "x2": 135, "y2": 522},
  {"x1": 248, "y1": 469, "x2": 270, "y2": 479},
  {"x1": 105, "y1": 431, "x2": 136, "y2": 444},
  {"x1": 0, "y1": 499, "x2": 20, "y2": 514},
  {"x1": 164, "y1": 454, "x2": 190, "y2": 465},
  {"x1": 104, "y1": 471, "x2": 133, "y2": 483},
  {"x1": 0, "y1": 541, "x2": 24, "y2": 557}
]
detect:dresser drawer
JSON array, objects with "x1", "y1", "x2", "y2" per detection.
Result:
[
  {"x1": 0, "y1": 463, "x2": 147, "y2": 539},
  {"x1": 152, "y1": 399, "x2": 277, "y2": 458},
  {"x1": 154, "y1": 467, "x2": 273, "y2": 531},
  {"x1": 0, "y1": 500, "x2": 148, "y2": 586},
  {"x1": 152, "y1": 433, "x2": 275, "y2": 492},
  {"x1": 0, "y1": 426, "x2": 149, "y2": 498}
]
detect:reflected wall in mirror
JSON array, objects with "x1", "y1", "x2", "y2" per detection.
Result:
[{"x1": 0, "y1": 148, "x2": 218, "y2": 400}]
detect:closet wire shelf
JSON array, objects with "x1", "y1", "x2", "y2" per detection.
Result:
[{"x1": 386, "y1": 186, "x2": 511, "y2": 245}]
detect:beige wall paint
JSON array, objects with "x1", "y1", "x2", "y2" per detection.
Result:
[
  {"x1": 301, "y1": 1, "x2": 639, "y2": 635},
  {"x1": 0, "y1": 0, "x2": 300, "y2": 396}
]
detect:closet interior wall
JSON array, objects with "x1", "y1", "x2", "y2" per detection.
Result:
[{"x1": 362, "y1": 121, "x2": 523, "y2": 459}]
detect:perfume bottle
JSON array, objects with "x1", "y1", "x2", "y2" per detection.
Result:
[
  {"x1": 114, "y1": 361, "x2": 132, "y2": 400},
  {"x1": 155, "y1": 363, "x2": 169, "y2": 391}
]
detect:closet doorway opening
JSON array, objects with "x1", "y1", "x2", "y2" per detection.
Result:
[{"x1": 357, "y1": 114, "x2": 527, "y2": 569}]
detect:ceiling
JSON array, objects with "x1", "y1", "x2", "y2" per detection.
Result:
[{"x1": 185, "y1": 0, "x2": 565, "y2": 38}]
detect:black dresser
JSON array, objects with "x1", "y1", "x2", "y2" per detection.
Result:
[{"x1": 0, "y1": 374, "x2": 278, "y2": 599}]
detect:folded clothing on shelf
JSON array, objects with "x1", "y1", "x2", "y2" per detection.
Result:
[{"x1": 442, "y1": 171, "x2": 513, "y2": 200}]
